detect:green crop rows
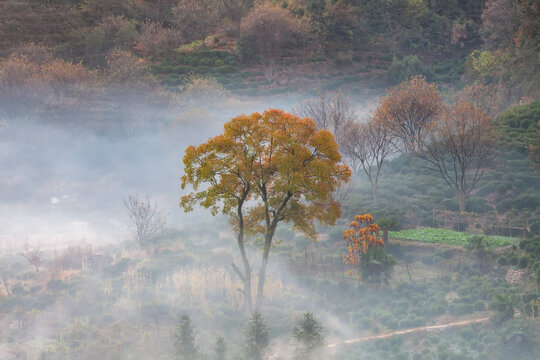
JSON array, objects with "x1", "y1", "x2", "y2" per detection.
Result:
[{"x1": 388, "y1": 227, "x2": 515, "y2": 248}]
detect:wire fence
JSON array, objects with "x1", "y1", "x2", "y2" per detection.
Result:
[{"x1": 431, "y1": 208, "x2": 531, "y2": 238}]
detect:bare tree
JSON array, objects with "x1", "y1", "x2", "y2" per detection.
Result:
[
  {"x1": 123, "y1": 194, "x2": 168, "y2": 247},
  {"x1": 22, "y1": 249, "x2": 44, "y2": 273},
  {"x1": 294, "y1": 91, "x2": 355, "y2": 145},
  {"x1": 238, "y1": 2, "x2": 312, "y2": 82},
  {"x1": 239, "y1": 2, "x2": 311, "y2": 61},
  {"x1": 375, "y1": 76, "x2": 443, "y2": 154},
  {"x1": 450, "y1": 84, "x2": 504, "y2": 117},
  {"x1": 419, "y1": 100, "x2": 499, "y2": 212},
  {"x1": 172, "y1": 0, "x2": 221, "y2": 43},
  {"x1": 340, "y1": 117, "x2": 395, "y2": 203}
]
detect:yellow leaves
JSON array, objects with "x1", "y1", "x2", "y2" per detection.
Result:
[
  {"x1": 181, "y1": 109, "x2": 351, "y2": 238},
  {"x1": 343, "y1": 213, "x2": 384, "y2": 267},
  {"x1": 469, "y1": 50, "x2": 497, "y2": 80}
]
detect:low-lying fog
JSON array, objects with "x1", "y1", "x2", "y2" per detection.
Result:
[{"x1": 0, "y1": 94, "x2": 371, "y2": 251}]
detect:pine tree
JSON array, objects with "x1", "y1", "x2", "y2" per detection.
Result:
[
  {"x1": 175, "y1": 313, "x2": 197, "y2": 360},
  {"x1": 214, "y1": 335, "x2": 226, "y2": 360},
  {"x1": 244, "y1": 312, "x2": 270, "y2": 360},
  {"x1": 292, "y1": 312, "x2": 324, "y2": 360}
]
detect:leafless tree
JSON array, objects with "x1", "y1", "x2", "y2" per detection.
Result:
[
  {"x1": 294, "y1": 91, "x2": 355, "y2": 145},
  {"x1": 123, "y1": 194, "x2": 168, "y2": 247},
  {"x1": 172, "y1": 0, "x2": 220, "y2": 43},
  {"x1": 375, "y1": 76, "x2": 443, "y2": 154},
  {"x1": 419, "y1": 100, "x2": 499, "y2": 212},
  {"x1": 340, "y1": 117, "x2": 395, "y2": 203},
  {"x1": 22, "y1": 249, "x2": 44, "y2": 273}
]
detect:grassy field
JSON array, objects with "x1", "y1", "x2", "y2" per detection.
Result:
[{"x1": 388, "y1": 227, "x2": 516, "y2": 248}]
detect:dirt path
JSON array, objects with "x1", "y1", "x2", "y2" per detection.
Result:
[{"x1": 326, "y1": 316, "x2": 490, "y2": 348}]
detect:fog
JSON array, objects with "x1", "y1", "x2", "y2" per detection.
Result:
[
  {"x1": 1, "y1": 89, "x2": 538, "y2": 360},
  {"x1": 0, "y1": 95, "x2": 303, "y2": 250}
]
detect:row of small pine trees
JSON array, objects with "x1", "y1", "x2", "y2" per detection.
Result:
[{"x1": 175, "y1": 312, "x2": 324, "y2": 360}]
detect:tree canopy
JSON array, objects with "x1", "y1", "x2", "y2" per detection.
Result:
[{"x1": 181, "y1": 109, "x2": 351, "y2": 309}]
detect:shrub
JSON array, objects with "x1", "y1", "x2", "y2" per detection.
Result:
[
  {"x1": 237, "y1": 3, "x2": 311, "y2": 64},
  {"x1": 198, "y1": 57, "x2": 213, "y2": 66},
  {"x1": 135, "y1": 22, "x2": 183, "y2": 57},
  {"x1": 179, "y1": 73, "x2": 228, "y2": 104},
  {"x1": 474, "y1": 300, "x2": 486, "y2": 311},
  {"x1": 385, "y1": 55, "x2": 434, "y2": 85},
  {"x1": 430, "y1": 302, "x2": 447, "y2": 316},
  {"x1": 194, "y1": 66, "x2": 211, "y2": 74}
]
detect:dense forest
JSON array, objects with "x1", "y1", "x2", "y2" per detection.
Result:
[{"x1": 0, "y1": 1, "x2": 539, "y2": 359}]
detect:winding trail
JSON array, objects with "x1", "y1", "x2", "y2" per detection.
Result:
[{"x1": 326, "y1": 316, "x2": 490, "y2": 348}]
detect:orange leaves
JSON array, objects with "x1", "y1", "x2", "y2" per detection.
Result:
[
  {"x1": 343, "y1": 213, "x2": 383, "y2": 267},
  {"x1": 181, "y1": 109, "x2": 352, "y2": 238},
  {"x1": 354, "y1": 214, "x2": 373, "y2": 223}
]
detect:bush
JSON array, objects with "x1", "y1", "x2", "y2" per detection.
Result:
[
  {"x1": 385, "y1": 55, "x2": 434, "y2": 85},
  {"x1": 518, "y1": 255, "x2": 530, "y2": 268},
  {"x1": 198, "y1": 57, "x2": 213, "y2": 66},
  {"x1": 237, "y1": 3, "x2": 311, "y2": 64},
  {"x1": 474, "y1": 300, "x2": 486, "y2": 311},
  {"x1": 430, "y1": 302, "x2": 447, "y2": 316},
  {"x1": 450, "y1": 303, "x2": 474, "y2": 316}
]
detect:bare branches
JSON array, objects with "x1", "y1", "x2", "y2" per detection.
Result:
[
  {"x1": 294, "y1": 91, "x2": 356, "y2": 144},
  {"x1": 373, "y1": 78, "x2": 501, "y2": 212},
  {"x1": 22, "y1": 249, "x2": 44, "y2": 273},
  {"x1": 375, "y1": 76, "x2": 442, "y2": 154},
  {"x1": 340, "y1": 117, "x2": 395, "y2": 203},
  {"x1": 123, "y1": 194, "x2": 168, "y2": 247},
  {"x1": 420, "y1": 98, "x2": 499, "y2": 211}
]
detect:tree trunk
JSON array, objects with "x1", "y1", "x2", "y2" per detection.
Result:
[
  {"x1": 232, "y1": 201, "x2": 252, "y2": 313},
  {"x1": 370, "y1": 180, "x2": 377, "y2": 204},
  {"x1": 255, "y1": 227, "x2": 276, "y2": 309},
  {"x1": 457, "y1": 190, "x2": 466, "y2": 213},
  {"x1": 2, "y1": 274, "x2": 9, "y2": 296},
  {"x1": 382, "y1": 229, "x2": 388, "y2": 243}
]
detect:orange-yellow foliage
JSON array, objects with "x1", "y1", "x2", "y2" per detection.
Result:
[{"x1": 343, "y1": 213, "x2": 384, "y2": 266}]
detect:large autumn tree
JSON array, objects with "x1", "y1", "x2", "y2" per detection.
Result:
[{"x1": 181, "y1": 109, "x2": 351, "y2": 310}]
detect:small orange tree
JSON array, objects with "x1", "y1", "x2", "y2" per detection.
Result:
[
  {"x1": 344, "y1": 214, "x2": 383, "y2": 267},
  {"x1": 343, "y1": 214, "x2": 395, "y2": 283}
]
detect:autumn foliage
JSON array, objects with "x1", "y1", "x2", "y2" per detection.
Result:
[
  {"x1": 343, "y1": 214, "x2": 384, "y2": 268},
  {"x1": 181, "y1": 109, "x2": 351, "y2": 309}
]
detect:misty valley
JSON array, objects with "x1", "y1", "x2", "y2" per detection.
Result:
[{"x1": 1, "y1": 1, "x2": 539, "y2": 360}]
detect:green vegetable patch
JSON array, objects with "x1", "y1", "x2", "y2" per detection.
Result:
[{"x1": 388, "y1": 227, "x2": 515, "y2": 248}]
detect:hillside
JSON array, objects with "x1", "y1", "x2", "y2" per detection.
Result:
[{"x1": 0, "y1": 0, "x2": 537, "y2": 99}]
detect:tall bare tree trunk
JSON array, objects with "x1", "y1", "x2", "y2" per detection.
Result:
[
  {"x1": 457, "y1": 190, "x2": 466, "y2": 213},
  {"x1": 232, "y1": 200, "x2": 253, "y2": 313},
  {"x1": 256, "y1": 226, "x2": 276, "y2": 309},
  {"x1": 370, "y1": 179, "x2": 377, "y2": 204}
]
